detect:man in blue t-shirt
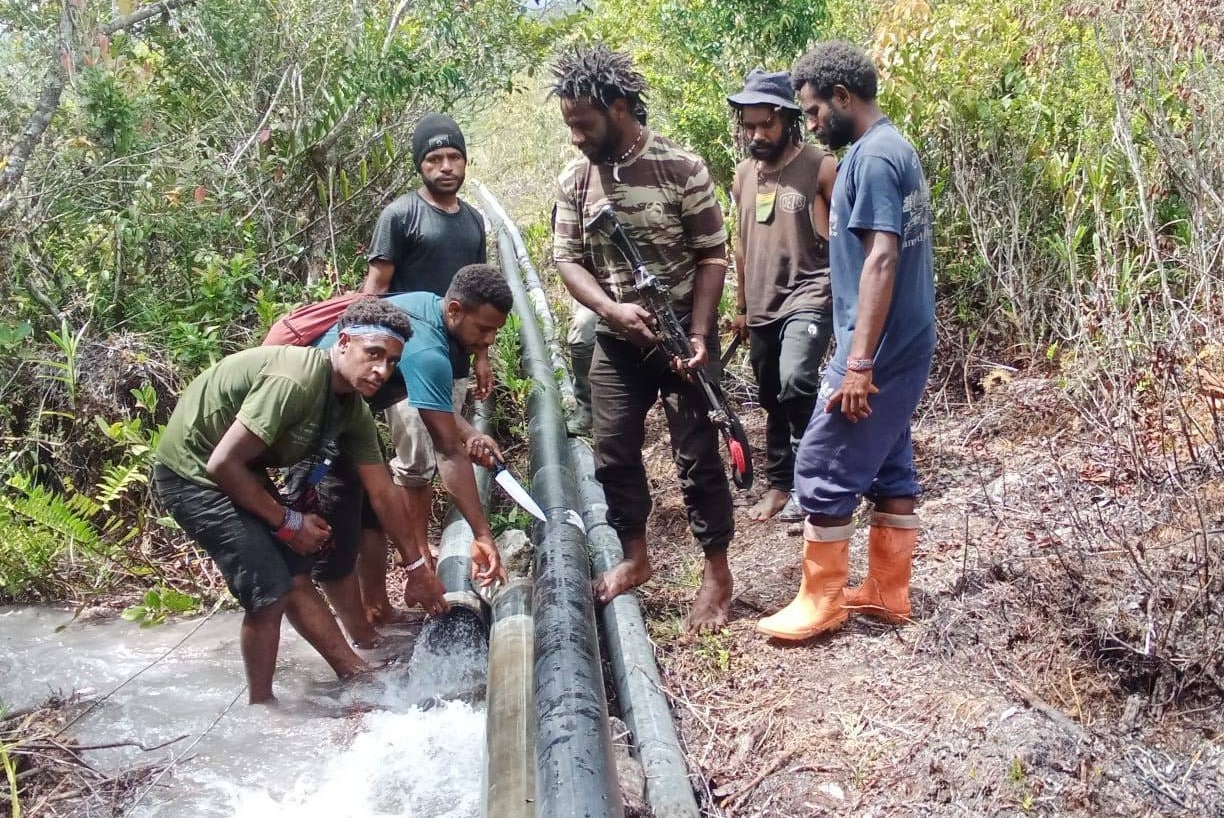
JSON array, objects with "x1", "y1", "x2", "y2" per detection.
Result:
[
  {"x1": 759, "y1": 41, "x2": 936, "y2": 642},
  {"x1": 316, "y1": 264, "x2": 513, "y2": 624}
]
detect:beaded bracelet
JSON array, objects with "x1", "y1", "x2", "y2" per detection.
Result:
[
  {"x1": 846, "y1": 358, "x2": 875, "y2": 372},
  {"x1": 273, "y1": 507, "x2": 303, "y2": 543}
]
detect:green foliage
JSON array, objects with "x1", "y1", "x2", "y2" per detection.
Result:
[
  {"x1": 1, "y1": 473, "x2": 105, "y2": 552},
  {"x1": 0, "y1": 371, "x2": 166, "y2": 602},
  {"x1": 3, "y1": 0, "x2": 550, "y2": 378},
  {"x1": 0, "y1": 0, "x2": 553, "y2": 603},
  {"x1": 0, "y1": 515, "x2": 73, "y2": 600},
  {"x1": 80, "y1": 67, "x2": 138, "y2": 155},
  {"x1": 122, "y1": 586, "x2": 201, "y2": 627},
  {"x1": 490, "y1": 313, "x2": 533, "y2": 435},
  {"x1": 0, "y1": 320, "x2": 32, "y2": 351},
  {"x1": 36, "y1": 318, "x2": 87, "y2": 411},
  {"x1": 488, "y1": 506, "x2": 534, "y2": 537},
  {"x1": 580, "y1": 0, "x2": 829, "y2": 185},
  {"x1": 848, "y1": 0, "x2": 1221, "y2": 370},
  {"x1": 0, "y1": 735, "x2": 17, "y2": 818},
  {"x1": 693, "y1": 628, "x2": 733, "y2": 673}
]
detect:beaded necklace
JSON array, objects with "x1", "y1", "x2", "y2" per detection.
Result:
[{"x1": 611, "y1": 127, "x2": 645, "y2": 182}]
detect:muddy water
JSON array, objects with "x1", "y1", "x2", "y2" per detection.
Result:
[{"x1": 0, "y1": 606, "x2": 487, "y2": 817}]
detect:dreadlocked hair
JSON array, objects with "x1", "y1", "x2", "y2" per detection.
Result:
[
  {"x1": 550, "y1": 44, "x2": 649, "y2": 124},
  {"x1": 733, "y1": 106, "x2": 805, "y2": 154}
]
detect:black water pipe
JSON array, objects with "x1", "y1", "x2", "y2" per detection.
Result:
[
  {"x1": 570, "y1": 440, "x2": 701, "y2": 817},
  {"x1": 479, "y1": 184, "x2": 701, "y2": 817},
  {"x1": 474, "y1": 182, "x2": 576, "y2": 413},
  {"x1": 410, "y1": 401, "x2": 495, "y2": 704},
  {"x1": 489, "y1": 215, "x2": 624, "y2": 818}
]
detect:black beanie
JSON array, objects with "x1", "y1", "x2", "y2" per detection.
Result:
[{"x1": 411, "y1": 113, "x2": 467, "y2": 169}]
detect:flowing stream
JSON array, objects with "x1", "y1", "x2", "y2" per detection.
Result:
[{"x1": 0, "y1": 605, "x2": 488, "y2": 817}]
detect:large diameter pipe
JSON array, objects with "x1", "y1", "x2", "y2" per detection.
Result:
[
  {"x1": 437, "y1": 400, "x2": 496, "y2": 620},
  {"x1": 570, "y1": 439, "x2": 702, "y2": 818},
  {"x1": 483, "y1": 579, "x2": 536, "y2": 818},
  {"x1": 409, "y1": 400, "x2": 495, "y2": 703},
  {"x1": 490, "y1": 218, "x2": 624, "y2": 818}
]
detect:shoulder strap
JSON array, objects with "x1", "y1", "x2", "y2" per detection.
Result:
[{"x1": 316, "y1": 362, "x2": 341, "y2": 455}]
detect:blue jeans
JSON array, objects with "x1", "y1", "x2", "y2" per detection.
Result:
[{"x1": 794, "y1": 358, "x2": 932, "y2": 519}]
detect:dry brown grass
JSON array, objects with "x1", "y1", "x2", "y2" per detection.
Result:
[
  {"x1": 1, "y1": 696, "x2": 168, "y2": 817},
  {"x1": 631, "y1": 375, "x2": 1222, "y2": 817}
]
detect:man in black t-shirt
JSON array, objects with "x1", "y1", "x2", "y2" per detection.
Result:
[
  {"x1": 358, "y1": 114, "x2": 493, "y2": 623},
  {"x1": 364, "y1": 114, "x2": 487, "y2": 298},
  {"x1": 363, "y1": 113, "x2": 490, "y2": 395}
]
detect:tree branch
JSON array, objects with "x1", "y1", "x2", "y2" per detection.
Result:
[
  {"x1": 0, "y1": 0, "x2": 202, "y2": 220},
  {"x1": 310, "y1": 0, "x2": 413, "y2": 162},
  {"x1": 99, "y1": 0, "x2": 199, "y2": 36}
]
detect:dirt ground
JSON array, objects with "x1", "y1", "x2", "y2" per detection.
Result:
[{"x1": 628, "y1": 375, "x2": 1222, "y2": 818}]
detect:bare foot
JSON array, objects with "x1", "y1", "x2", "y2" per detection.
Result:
[
  {"x1": 592, "y1": 558, "x2": 653, "y2": 604},
  {"x1": 686, "y1": 553, "x2": 733, "y2": 633},
  {"x1": 365, "y1": 604, "x2": 411, "y2": 627},
  {"x1": 334, "y1": 658, "x2": 373, "y2": 679},
  {"x1": 748, "y1": 488, "x2": 790, "y2": 521}
]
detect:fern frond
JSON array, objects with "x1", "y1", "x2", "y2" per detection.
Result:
[
  {"x1": 95, "y1": 461, "x2": 150, "y2": 508},
  {"x1": 2, "y1": 474, "x2": 102, "y2": 548}
]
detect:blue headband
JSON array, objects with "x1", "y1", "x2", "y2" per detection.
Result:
[{"x1": 342, "y1": 324, "x2": 407, "y2": 345}]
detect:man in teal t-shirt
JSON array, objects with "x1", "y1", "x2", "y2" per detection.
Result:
[
  {"x1": 315, "y1": 263, "x2": 514, "y2": 622},
  {"x1": 155, "y1": 298, "x2": 448, "y2": 704}
]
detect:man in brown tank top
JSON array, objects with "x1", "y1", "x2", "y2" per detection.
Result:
[{"x1": 729, "y1": 68, "x2": 838, "y2": 522}]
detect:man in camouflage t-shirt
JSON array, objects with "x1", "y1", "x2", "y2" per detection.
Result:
[{"x1": 551, "y1": 45, "x2": 735, "y2": 632}]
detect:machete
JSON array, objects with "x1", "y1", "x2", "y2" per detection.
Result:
[{"x1": 491, "y1": 458, "x2": 547, "y2": 522}]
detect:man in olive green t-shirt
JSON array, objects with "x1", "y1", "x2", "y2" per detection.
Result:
[{"x1": 154, "y1": 298, "x2": 448, "y2": 704}]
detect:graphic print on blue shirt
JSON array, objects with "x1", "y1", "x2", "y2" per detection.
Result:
[{"x1": 827, "y1": 118, "x2": 936, "y2": 378}]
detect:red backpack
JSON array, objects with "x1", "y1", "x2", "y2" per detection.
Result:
[{"x1": 262, "y1": 293, "x2": 365, "y2": 346}]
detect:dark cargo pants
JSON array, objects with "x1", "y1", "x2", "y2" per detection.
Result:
[
  {"x1": 748, "y1": 310, "x2": 833, "y2": 492},
  {"x1": 590, "y1": 331, "x2": 734, "y2": 555}
]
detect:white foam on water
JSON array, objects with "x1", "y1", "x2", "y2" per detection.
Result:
[
  {"x1": 223, "y1": 701, "x2": 485, "y2": 818},
  {"x1": 0, "y1": 607, "x2": 489, "y2": 818}
]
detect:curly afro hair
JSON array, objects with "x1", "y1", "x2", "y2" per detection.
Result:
[
  {"x1": 337, "y1": 296, "x2": 414, "y2": 341},
  {"x1": 446, "y1": 263, "x2": 514, "y2": 315},
  {"x1": 550, "y1": 43, "x2": 648, "y2": 124},
  {"x1": 791, "y1": 41, "x2": 878, "y2": 102}
]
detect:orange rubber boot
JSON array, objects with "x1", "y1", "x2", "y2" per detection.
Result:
[
  {"x1": 757, "y1": 521, "x2": 853, "y2": 641},
  {"x1": 844, "y1": 511, "x2": 918, "y2": 624}
]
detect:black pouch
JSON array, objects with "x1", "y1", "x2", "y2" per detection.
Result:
[{"x1": 280, "y1": 367, "x2": 343, "y2": 548}]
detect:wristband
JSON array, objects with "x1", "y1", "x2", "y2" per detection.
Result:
[
  {"x1": 273, "y1": 507, "x2": 303, "y2": 543},
  {"x1": 846, "y1": 358, "x2": 874, "y2": 372},
  {"x1": 403, "y1": 554, "x2": 428, "y2": 572}
]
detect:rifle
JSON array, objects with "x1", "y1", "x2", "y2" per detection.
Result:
[{"x1": 585, "y1": 204, "x2": 754, "y2": 490}]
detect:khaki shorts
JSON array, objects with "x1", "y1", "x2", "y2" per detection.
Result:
[{"x1": 387, "y1": 378, "x2": 468, "y2": 487}]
